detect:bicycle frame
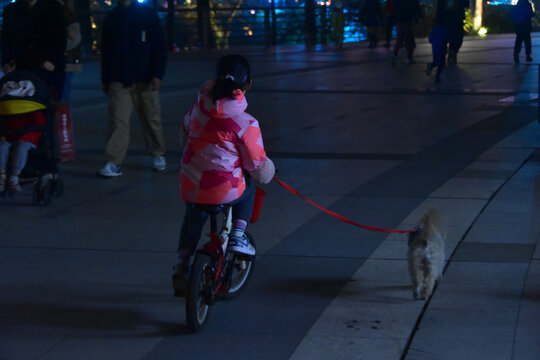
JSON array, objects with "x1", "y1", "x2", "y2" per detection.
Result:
[
  {"x1": 185, "y1": 205, "x2": 256, "y2": 332},
  {"x1": 197, "y1": 206, "x2": 234, "y2": 301}
]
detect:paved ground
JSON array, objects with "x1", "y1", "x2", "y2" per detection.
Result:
[{"x1": 1, "y1": 34, "x2": 539, "y2": 360}]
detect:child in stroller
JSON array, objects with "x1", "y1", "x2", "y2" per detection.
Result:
[
  {"x1": 0, "y1": 111, "x2": 46, "y2": 192},
  {"x1": 0, "y1": 71, "x2": 61, "y2": 203}
]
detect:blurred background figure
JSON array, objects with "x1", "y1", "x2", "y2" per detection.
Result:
[
  {"x1": 361, "y1": 0, "x2": 382, "y2": 48},
  {"x1": 392, "y1": 0, "x2": 422, "y2": 64},
  {"x1": 60, "y1": 0, "x2": 82, "y2": 107},
  {"x1": 445, "y1": 0, "x2": 468, "y2": 65},
  {"x1": 331, "y1": 0, "x2": 345, "y2": 49},
  {"x1": 1, "y1": 0, "x2": 66, "y2": 100},
  {"x1": 426, "y1": 23, "x2": 447, "y2": 82},
  {"x1": 512, "y1": 0, "x2": 535, "y2": 63},
  {"x1": 384, "y1": 0, "x2": 396, "y2": 48}
]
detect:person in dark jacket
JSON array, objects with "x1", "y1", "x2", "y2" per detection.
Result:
[
  {"x1": 1, "y1": 0, "x2": 67, "y2": 100},
  {"x1": 512, "y1": 0, "x2": 535, "y2": 63},
  {"x1": 98, "y1": 0, "x2": 167, "y2": 177},
  {"x1": 391, "y1": 0, "x2": 422, "y2": 64},
  {"x1": 361, "y1": 0, "x2": 382, "y2": 48},
  {"x1": 444, "y1": 0, "x2": 468, "y2": 64}
]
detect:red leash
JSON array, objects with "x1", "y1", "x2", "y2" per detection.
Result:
[{"x1": 273, "y1": 177, "x2": 415, "y2": 234}]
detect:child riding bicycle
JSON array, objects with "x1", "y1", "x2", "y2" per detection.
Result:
[{"x1": 173, "y1": 55, "x2": 275, "y2": 295}]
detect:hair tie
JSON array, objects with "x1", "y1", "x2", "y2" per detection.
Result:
[{"x1": 224, "y1": 75, "x2": 235, "y2": 81}]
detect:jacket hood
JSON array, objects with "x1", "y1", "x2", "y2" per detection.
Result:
[{"x1": 198, "y1": 80, "x2": 248, "y2": 118}]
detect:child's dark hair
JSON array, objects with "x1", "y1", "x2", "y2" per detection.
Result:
[{"x1": 211, "y1": 55, "x2": 252, "y2": 103}]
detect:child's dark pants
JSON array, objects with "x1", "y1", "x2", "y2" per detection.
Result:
[{"x1": 178, "y1": 177, "x2": 256, "y2": 253}]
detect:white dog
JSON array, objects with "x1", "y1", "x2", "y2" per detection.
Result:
[{"x1": 407, "y1": 209, "x2": 446, "y2": 300}]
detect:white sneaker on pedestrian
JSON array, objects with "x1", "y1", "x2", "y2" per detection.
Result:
[
  {"x1": 97, "y1": 162, "x2": 122, "y2": 177},
  {"x1": 229, "y1": 233, "x2": 256, "y2": 256},
  {"x1": 153, "y1": 156, "x2": 166, "y2": 172}
]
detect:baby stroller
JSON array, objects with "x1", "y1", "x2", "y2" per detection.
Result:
[{"x1": 0, "y1": 70, "x2": 64, "y2": 206}]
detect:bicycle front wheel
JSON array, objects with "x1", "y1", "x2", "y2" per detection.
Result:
[
  {"x1": 225, "y1": 232, "x2": 256, "y2": 299},
  {"x1": 186, "y1": 254, "x2": 212, "y2": 332}
]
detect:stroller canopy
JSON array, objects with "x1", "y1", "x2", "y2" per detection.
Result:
[{"x1": 0, "y1": 71, "x2": 49, "y2": 115}]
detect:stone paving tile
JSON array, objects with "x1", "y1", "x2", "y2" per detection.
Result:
[
  {"x1": 513, "y1": 260, "x2": 540, "y2": 360},
  {"x1": 430, "y1": 177, "x2": 506, "y2": 199},
  {"x1": 453, "y1": 242, "x2": 535, "y2": 263},
  {"x1": 456, "y1": 168, "x2": 514, "y2": 179},
  {"x1": 406, "y1": 335, "x2": 513, "y2": 360},
  {"x1": 291, "y1": 335, "x2": 404, "y2": 360},
  {"x1": 477, "y1": 148, "x2": 535, "y2": 163}
]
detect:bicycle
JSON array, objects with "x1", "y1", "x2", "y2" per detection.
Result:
[{"x1": 184, "y1": 204, "x2": 256, "y2": 332}]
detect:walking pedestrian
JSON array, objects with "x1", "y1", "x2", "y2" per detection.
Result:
[
  {"x1": 98, "y1": 0, "x2": 167, "y2": 177},
  {"x1": 1, "y1": 0, "x2": 67, "y2": 100},
  {"x1": 361, "y1": 0, "x2": 382, "y2": 48},
  {"x1": 445, "y1": 0, "x2": 468, "y2": 64},
  {"x1": 332, "y1": 0, "x2": 345, "y2": 49},
  {"x1": 60, "y1": 0, "x2": 82, "y2": 107},
  {"x1": 384, "y1": 0, "x2": 396, "y2": 48},
  {"x1": 426, "y1": 25, "x2": 447, "y2": 83},
  {"x1": 426, "y1": 0, "x2": 453, "y2": 82},
  {"x1": 391, "y1": 0, "x2": 422, "y2": 64},
  {"x1": 512, "y1": 0, "x2": 535, "y2": 63}
]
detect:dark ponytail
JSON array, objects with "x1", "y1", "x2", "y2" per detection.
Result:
[{"x1": 211, "y1": 54, "x2": 252, "y2": 103}]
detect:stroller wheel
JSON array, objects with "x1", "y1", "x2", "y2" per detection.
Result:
[
  {"x1": 53, "y1": 179, "x2": 64, "y2": 197},
  {"x1": 33, "y1": 180, "x2": 53, "y2": 206}
]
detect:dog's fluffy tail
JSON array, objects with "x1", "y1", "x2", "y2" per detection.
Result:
[{"x1": 418, "y1": 209, "x2": 445, "y2": 237}]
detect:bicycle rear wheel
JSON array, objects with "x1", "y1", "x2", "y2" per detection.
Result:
[
  {"x1": 225, "y1": 233, "x2": 256, "y2": 299},
  {"x1": 186, "y1": 254, "x2": 212, "y2": 332}
]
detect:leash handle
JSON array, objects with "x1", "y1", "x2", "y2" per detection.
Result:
[{"x1": 273, "y1": 177, "x2": 415, "y2": 234}]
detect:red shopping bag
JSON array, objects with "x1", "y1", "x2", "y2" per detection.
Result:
[
  {"x1": 250, "y1": 187, "x2": 266, "y2": 223},
  {"x1": 55, "y1": 103, "x2": 76, "y2": 162}
]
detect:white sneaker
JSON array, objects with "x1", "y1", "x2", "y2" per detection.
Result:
[
  {"x1": 229, "y1": 233, "x2": 256, "y2": 256},
  {"x1": 97, "y1": 162, "x2": 122, "y2": 177},
  {"x1": 153, "y1": 156, "x2": 166, "y2": 172}
]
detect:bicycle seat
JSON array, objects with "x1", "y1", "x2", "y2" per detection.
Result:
[{"x1": 194, "y1": 204, "x2": 225, "y2": 215}]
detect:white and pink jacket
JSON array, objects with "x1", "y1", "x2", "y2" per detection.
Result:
[{"x1": 179, "y1": 80, "x2": 275, "y2": 204}]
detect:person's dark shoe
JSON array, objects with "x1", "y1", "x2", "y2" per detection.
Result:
[
  {"x1": 514, "y1": 53, "x2": 520, "y2": 63},
  {"x1": 435, "y1": 76, "x2": 442, "y2": 83},
  {"x1": 526, "y1": 55, "x2": 533, "y2": 62},
  {"x1": 426, "y1": 63, "x2": 434, "y2": 76},
  {"x1": 172, "y1": 256, "x2": 191, "y2": 297}
]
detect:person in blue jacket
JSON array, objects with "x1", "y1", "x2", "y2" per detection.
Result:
[
  {"x1": 98, "y1": 0, "x2": 167, "y2": 177},
  {"x1": 512, "y1": 0, "x2": 535, "y2": 63}
]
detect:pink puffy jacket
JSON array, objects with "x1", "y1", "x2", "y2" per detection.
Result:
[{"x1": 179, "y1": 80, "x2": 275, "y2": 204}]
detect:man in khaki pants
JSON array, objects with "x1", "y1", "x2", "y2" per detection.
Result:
[{"x1": 98, "y1": 0, "x2": 166, "y2": 177}]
